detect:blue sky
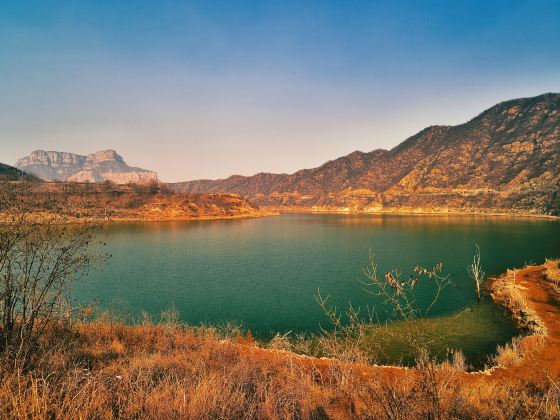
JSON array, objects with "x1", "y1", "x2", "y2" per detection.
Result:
[{"x1": 1, "y1": 0, "x2": 559, "y2": 181}]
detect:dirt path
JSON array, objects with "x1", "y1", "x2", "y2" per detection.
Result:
[{"x1": 479, "y1": 265, "x2": 560, "y2": 383}]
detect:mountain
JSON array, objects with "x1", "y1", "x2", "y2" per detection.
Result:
[
  {"x1": 0, "y1": 163, "x2": 39, "y2": 181},
  {"x1": 15, "y1": 150, "x2": 157, "y2": 184},
  {"x1": 172, "y1": 93, "x2": 560, "y2": 216}
]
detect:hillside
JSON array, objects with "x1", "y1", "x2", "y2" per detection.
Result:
[
  {"x1": 0, "y1": 182, "x2": 266, "y2": 222},
  {"x1": 15, "y1": 150, "x2": 158, "y2": 184},
  {"x1": 172, "y1": 93, "x2": 560, "y2": 216},
  {"x1": 0, "y1": 163, "x2": 38, "y2": 181}
]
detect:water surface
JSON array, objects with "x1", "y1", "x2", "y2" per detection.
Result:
[{"x1": 74, "y1": 214, "x2": 560, "y2": 362}]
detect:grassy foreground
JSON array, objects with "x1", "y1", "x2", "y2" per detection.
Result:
[{"x1": 1, "y1": 262, "x2": 559, "y2": 419}]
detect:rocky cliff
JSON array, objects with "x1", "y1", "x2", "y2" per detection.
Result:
[
  {"x1": 15, "y1": 150, "x2": 157, "y2": 184},
  {"x1": 172, "y1": 93, "x2": 560, "y2": 216}
]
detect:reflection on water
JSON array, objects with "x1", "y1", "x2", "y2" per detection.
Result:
[{"x1": 74, "y1": 214, "x2": 560, "y2": 362}]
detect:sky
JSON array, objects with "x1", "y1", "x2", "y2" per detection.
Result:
[{"x1": 1, "y1": 0, "x2": 559, "y2": 182}]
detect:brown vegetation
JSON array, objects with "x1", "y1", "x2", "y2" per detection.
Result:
[
  {"x1": 0, "y1": 310, "x2": 559, "y2": 419},
  {"x1": 1, "y1": 189, "x2": 559, "y2": 418},
  {"x1": 545, "y1": 258, "x2": 560, "y2": 295},
  {"x1": 0, "y1": 181, "x2": 268, "y2": 222},
  {"x1": 486, "y1": 264, "x2": 560, "y2": 385},
  {"x1": 1, "y1": 253, "x2": 559, "y2": 418},
  {"x1": 490, "y1": 268, "x2": 547, "y2": 335}
]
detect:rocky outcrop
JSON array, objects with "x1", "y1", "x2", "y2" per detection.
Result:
[
  {"x1": 15, "y1": 150, "x2": 157, "y2": 184},
  {"x1": 172, "y1": 93, "x2": 560, "y2": 216}
]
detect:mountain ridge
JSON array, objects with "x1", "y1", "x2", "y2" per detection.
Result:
[{"x1": 172, "y1": 93, "x2": 560, "y2": 215}]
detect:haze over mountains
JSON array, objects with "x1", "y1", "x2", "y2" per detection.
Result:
[
  {"x1": 15, "y1": 150, "x2": 157, "y2": 184},
  {"x1": 9, "y1": 93, "x2": 560, "y2": 216},
  {"x1": 172, "y1": 93, "x2": 560, "y2": 215},
  {"x1": 0, "y1": 163, "x2": 38, "y2": 182}
]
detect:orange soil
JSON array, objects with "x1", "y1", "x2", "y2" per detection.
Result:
[{"x1": 477, "y1": 265, "x2": 560, "y2": 383}]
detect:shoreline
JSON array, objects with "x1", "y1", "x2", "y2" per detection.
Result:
[
  {"x1": 226, "y1": 261, "x2": 560, "y2": 380},
  {"x1": 0, "y1": 211, "x2": 279, "y2": 225},
  {"x1": 95, "y1": 211, "x2": 279, "y2": 224},
  {"x1": 266, "y1": 207, "x2": 560, "y2": 220},
  {"x1": 16, "y1": 207, "x2": 555, "y2": 225}
]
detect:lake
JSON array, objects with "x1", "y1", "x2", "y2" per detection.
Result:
[{"x1": 74, "y1": 213, "x2": 560, "y2": 363}]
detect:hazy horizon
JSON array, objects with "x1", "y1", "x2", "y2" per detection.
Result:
[{"x1": 2, "y1": 1, "x2": 559, "y2": 182}]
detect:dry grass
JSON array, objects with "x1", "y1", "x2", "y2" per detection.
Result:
[
  {"x1": 490, "y1": 269, "x2": 547, "y2": 335},
  {"x1": 487, "y1": 267, "x2": 550, "y2": 371},
  {"x1": 545, "y1": 259, "x2": 560, "y2": 295},
  {"x1": 491, "y1": 334, "x2": 546, "y2": 368},
  {"x1": 0, "y1": 319, "x2": 559, "y2": 419},
  {"x1": 0, "y1": 181, "x2": 265, "y2": 222},
  {"x1": 0, "y1": 321, "x2": 325, "y2": 419}
]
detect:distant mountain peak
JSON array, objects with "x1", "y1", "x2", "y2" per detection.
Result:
[
  {"x1": 16, "y1": 150, "x2": 157, "y2": 184},
  {"x1": 87, "y1": 149, "x2": 124, "y2": 163}
]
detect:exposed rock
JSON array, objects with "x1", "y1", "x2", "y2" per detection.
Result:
[
  {"x1": 15, "y1": 150, "x2": 157, "y2": 184},
  {"x1": 172, "y1": 93, "x2": 560, "y2": 216}
]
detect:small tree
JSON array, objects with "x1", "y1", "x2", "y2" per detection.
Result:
[{"x1": 467, "y1": 243, "x2": 485, "y2": 300}]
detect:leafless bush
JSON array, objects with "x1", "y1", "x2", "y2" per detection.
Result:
[
  {"x1": 315, "y1": 296, "x2": 380, "y2": 364},
  {"x1": 491, "y1": 334, "x2": 546, "y2": 368},
  {"x1": 467, "y1": 243, "x2": 485, "y2": 300},
  {"x1": 0, "y1": 188, "x2": 104, "y2": 367},
  {"x1": 362, "y1": 250, "x2": 453, "y2": 358},
  {"x1": 315, "y1": 250, "x2": 457, "y2": 371}
]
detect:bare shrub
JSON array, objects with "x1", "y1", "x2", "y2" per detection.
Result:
[
  {"x1": 0, "y1": 188, "x2": 104, "y2": 367},
  {"x1": 267, "y1": 332, "x2": 293, "y2": 351},
  {"x1": 315, "y1": 251, "x2": 458, "y2": 366},
  {"x1": 314, "y1": 297, "x2": 379, "y2": 364},
  {"x1": 491, "y1": 334, "x2": 546, "y2": 368},
  {"x1": 438, "y1": 348, "x2": 467, "y2": 373},
  {"x1": 467, "y1": 243, "x2": 485, "y2": 300}
]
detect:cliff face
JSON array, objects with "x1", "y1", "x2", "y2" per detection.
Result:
[
  {"x1": 172, "y1": 93, "x2": 560, "y2": 216},
  {"x1": 15, "y1": 150, "x2": 158, "y2": 184}
]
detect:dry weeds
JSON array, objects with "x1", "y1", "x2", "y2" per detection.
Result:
[
  {"x1": 490, "y1": 269, "x2": 547, "y2": 335},
  {"x1": 545, "y1": 258, "x2": 560, "y2": 295},
  {"x1": 0, "y1": 319, "x2": 558, "y2": 419}
]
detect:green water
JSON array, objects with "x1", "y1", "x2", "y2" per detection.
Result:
[{"x1": 74, "y1": 214, "x2": 560, "y2": 363}]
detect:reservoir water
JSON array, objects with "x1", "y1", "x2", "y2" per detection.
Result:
[{"x1": 74, "y1": 213, "x2": 560, "y2": 362}]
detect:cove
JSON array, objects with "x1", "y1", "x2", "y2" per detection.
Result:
[{"x1": 73, "y1": 213, "x2": 560, "y2": 363}]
